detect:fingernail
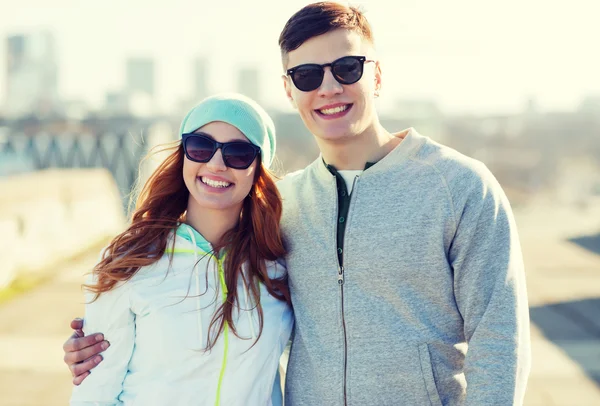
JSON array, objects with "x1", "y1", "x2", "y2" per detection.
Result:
[
  {"x1": 95, "y1": 334, "x2": 104, "y2": 342},
  {"x1": 101, "y1": 341, "x2": 110, "y2": 350},
  {"x1": 94, "y1": 356, "x2": 102, "y2": 364}
]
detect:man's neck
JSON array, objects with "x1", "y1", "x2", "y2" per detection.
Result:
[
  {"x1": 318, "y1": 123, "x2": 404, "y2": 170},
  {"x1": 184, "y1": 198, "x2": 241, "y2": 247}
]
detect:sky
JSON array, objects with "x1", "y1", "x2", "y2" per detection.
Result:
[{"x1": 0, "y1": 0, "x2": 598, "y2": 116}]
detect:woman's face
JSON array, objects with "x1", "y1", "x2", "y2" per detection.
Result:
[{"x1": 182, "y1": 121, "x2": 258, "y2": 217}]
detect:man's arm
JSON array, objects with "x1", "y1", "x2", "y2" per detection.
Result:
[
  {"x1": 70, "y1": 277, "x2": 136, "y2": 404},
  {"x1": 449, "y1": 165, "x2": 531, "y2": 405},
  {"x1": 63, "y1": 318, "x2": 109, "y2": 385}
]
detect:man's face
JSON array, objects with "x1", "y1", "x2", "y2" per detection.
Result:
[{"x1": 283, "y1": 29, "x2": 382, "y2": 144}]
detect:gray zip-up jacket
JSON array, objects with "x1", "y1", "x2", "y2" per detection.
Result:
[{"x1": 277, "y1": 129, "x2": 531, "y2": 406}]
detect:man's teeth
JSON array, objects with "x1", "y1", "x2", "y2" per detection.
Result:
[
  {"x1": 201, "y1": 177, "x2": 231, "y2": 188},
  {"x1": 319, "y1": 105, "x2": 349, "y2": 115}
]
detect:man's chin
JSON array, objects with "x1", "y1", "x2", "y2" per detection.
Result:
[{"x1": 314, "y1": 125, "x2": 362, "y2": 142}]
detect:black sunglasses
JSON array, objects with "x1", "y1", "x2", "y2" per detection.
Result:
[
  {"x1": 286, "y1": 55, "x2": 375, "y2": 92},
  {"x1": 182, "y1": 133, "x2": 260, "y2": 169}
]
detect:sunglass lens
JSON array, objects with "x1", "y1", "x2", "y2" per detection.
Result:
[
  {"x1": 223, "y1": 144, "x2": 257, "y2": 169},
  {"x1": 333, "y1": 57, "x2": 363, "y2": 84},
  {"x1": 293, "y1": 66, "x2": 324, "y2": 91},
  {"x1": 185, "y1": 136, "x2": 215, "y2": 162}
]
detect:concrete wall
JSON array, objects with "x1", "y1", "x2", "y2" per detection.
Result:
[{"x1": 0, "y1": 169, "x2": 126, "y2": 288}]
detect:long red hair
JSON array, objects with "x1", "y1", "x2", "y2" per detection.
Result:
[{"x1": 85, "y1": 142, "x2": 289, "y2": 349}]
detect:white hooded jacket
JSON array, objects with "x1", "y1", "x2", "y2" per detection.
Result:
[{"x1": 70, "y1": 224, "x2": 294, "y2": 406}]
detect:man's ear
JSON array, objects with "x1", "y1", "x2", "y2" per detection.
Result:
[{"x1": 282, "y1": 75, "x2": 297, "y2": 109}]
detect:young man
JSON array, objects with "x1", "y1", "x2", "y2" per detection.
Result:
[{"x1": 63, "y1": 2, "x2": 531, "y2": 405}]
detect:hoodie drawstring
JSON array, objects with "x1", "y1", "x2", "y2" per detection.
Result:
[
  {"x1": 241, "y1": 265, "x2": 257, "y2": 341},
  {"x1": 185, "y1": 228, "x2": 204, "y2": 348}
]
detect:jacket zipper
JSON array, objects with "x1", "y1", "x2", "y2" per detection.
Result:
[
  {"x1": 165, "y1": 247, "x2": 229, "y2": 406},
  {"x1": 215, "y1": 257, "x2": 229, "y2": 406},
  {"x1": 338, "y1": 264, "x2": 348, "y2": 405},
  {"x1": 338, "y1": 175, "x2": 360, "y2": 406}
]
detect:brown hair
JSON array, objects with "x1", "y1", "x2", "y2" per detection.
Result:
[
  {"x1": 278, "y1": 1, "x2": 374, "y2": 62},
  {"x1": 84, "y1": 142, "x2": 289, "y2": 350}
]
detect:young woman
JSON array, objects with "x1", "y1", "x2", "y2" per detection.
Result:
[{"x1": 70, "y1": 93, "x2": 294, "y2": 406}]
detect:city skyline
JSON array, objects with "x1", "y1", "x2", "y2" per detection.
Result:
[{"x1": 1, "y1": 0, "x2": 599, "y2": 116}]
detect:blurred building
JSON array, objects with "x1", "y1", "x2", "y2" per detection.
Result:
[
  {"x1": 4, "y1": 31, "x2": 59, "y2": 119},
  {"x1": 103, "y1": 91, "x2": 130, "y2": 116},
  {"x1": 381, "y1": 99, "x2": 446, "y2": 143},
  {"x1": 271, "y1": 111, "x2": 318, "y2": 172},
  {"x1": 100, "y1": 58, "x2": 156, "y2": 117},
  {"x1": 579, "y1": 95, "x2": 600, "y2": 114},
  {"x1": 193, "y1": 57, "x2": 209, "y2": 101},
  {"x1": 237, "y1": 67, "x2": 261, "y2": 103},
  {"x1": 126, "y1": 57, "x2": 155, "y2": 96}
]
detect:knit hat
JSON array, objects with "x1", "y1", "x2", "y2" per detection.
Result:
[{"x1": 179, "y1": 93, "x2": 276, "y2": 168}]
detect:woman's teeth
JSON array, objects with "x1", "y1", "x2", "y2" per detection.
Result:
[
  {"x1": 319, "y1": 105, "x2": 349, "y2": 115},
  {"x1": 201, "y1": 177, "x2": 231, "y2": 188}
]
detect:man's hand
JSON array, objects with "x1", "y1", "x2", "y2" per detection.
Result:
[{"x1": 63, "y1": 318, "x2": 110, "y2": 385}]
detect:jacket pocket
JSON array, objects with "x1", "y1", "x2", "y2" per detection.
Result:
[
  {"x1": 418, "y1": 343, "x2": 443, "y2": 406},
  {"x1": 346, "y1": 340, "x2": 443, "y2": 405}
]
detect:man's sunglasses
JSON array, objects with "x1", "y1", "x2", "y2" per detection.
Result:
[
  {"x1": 286, "y1": 55, "x2": 375, "y2": 92},
  {"x1": 182, "y1": 133, "x2": 260, "y2": 170}
]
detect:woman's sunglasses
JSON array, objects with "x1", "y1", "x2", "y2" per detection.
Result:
[
  {"x1": 286, "y1": 55, "x2": 375, "y2": 92},
  {"x1": 182, "y1": 133, "x2": 260, "y2": 170}
]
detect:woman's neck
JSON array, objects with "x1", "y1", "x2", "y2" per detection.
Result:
[{"x1": 184, "y1": 198, "x2": 241, "y2": 247}]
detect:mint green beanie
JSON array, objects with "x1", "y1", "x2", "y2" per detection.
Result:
[{"x1": 179, "y1": 93, "x2": 276, "y2": 168}]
